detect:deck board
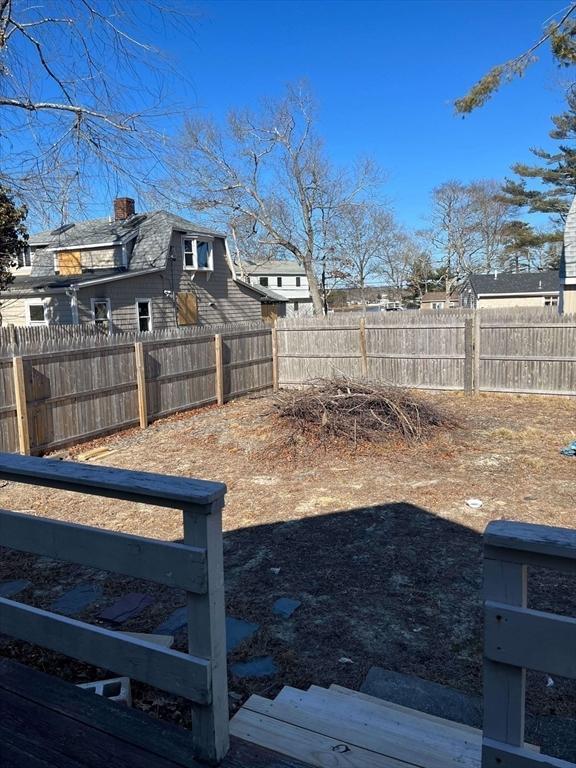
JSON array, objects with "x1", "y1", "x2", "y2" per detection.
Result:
[{"x1": 0, "y1": 659, "x2": 311, "y2": 768}]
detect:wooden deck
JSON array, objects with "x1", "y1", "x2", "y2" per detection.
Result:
[{"x1": 0, "y1": 659, "x2": 309, "y2": 768}]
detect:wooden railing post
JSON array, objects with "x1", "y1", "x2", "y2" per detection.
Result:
[
  {"x1": 12, "y1": 356, "x2": 30, "y2": 455},
  {"x1": 359, "y1": 317, "x2": 368, "y2": 378},
  {"x1": 214, "y1": 334, "x2": 224, "y2": 406},
  {"x1": 271, "y1": 325, "x2": 279, "y2": 393},
  {"x1": 183, "y1": 502, "x2": 229, "y2": 764},
  {"x1": 483, "y1": 556, "x2": 527, "y2": 750},
  {"x1": 134, "y1": 342, "x2": 148, "y2": 429}
]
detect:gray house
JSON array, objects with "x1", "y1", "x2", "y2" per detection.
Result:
[
  {"x1": 1, "y1": 198, "x2": 285, "y2": 331},
  {"x1": 458, "y1": 271, "x2": 559, "y2": 310},
  {"x1": 561, "y1": 194, "x2": 576, "y2": 313}
]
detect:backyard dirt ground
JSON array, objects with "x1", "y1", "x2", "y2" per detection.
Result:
[{"x1": 1, "y1": 390, "x2": 575, "y2": 728}]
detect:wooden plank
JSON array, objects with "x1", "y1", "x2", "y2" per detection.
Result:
[
  {"x1": 485, "y1": 601, "x2": 576, "y2": 679},
  {"x1": 0, "y1": 508, "x2": 207, "y2": 593},
  {"x1": 482, "y1": 740, "x2": 573, "y2": 768},
  {"x1": 134, "y1": 342, "x2": 148, "y2": 429},
  {"x1": 0, "y1": 658, "x2": 198, "y2": 768},
  {"x1": 473, "y1": 312, "x2": 481, "y2": 394},
  {"x1": 184, "y1": 501, "x2": 229, "y2": 763},
  {"x1": 27, "y1": 381, "x2": 137, "y2": 408},
  {"x1": 12, "y1": 356, "x2": 30, "y2": 455},
  {"x1": 271, "y1": 326, "x2": 279, "y2": 393},
  {"x1": 177, "y1": 292, "x2": 199, "y2": 326},
  {"x1": 484, "y1": 521, "x2": 576, "y2": 563},
  {"x1": 0, "y1": 685, "x2": 186, "y2": 768},
  {"x1": 359, "y1": 317, "x2": 368, "y2": 377},
  {"x1": 482, "y1": 559, "x2": 527, "y2": 748},
  {"x1": 266, "y1": 689, "x2": 481, "y2": 768},
  {"x1": 0, "y1": 598, "x2": 210, "y2": 702},
  {"x1": 230, "y1": 705, "x2": 421, "y2": 768},
  {"x1": 464, "y1": 318, "x2": 473, "y2": 392},
  {"x1": 215, "y1": 334, "x2": 224, "y2": 406},
  {"x1": 325, "y1": 685, "x2": 479, "y2": 736},
  {"x1": 0, "y1": 453, "x2": 226, "y2": 508}
]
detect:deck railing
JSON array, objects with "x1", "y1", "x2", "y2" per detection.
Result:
[
  {"x1": 0, "y1": 453, "x2": 229, "y2": 764},
  {"x1": 482, "y1": 520, "x2": 576, "y2": 768}
]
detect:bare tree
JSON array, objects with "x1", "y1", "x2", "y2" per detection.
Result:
[
  {"x1": 468, "y1": 180, "x2": 511, "y2": 272},
  {"x1": 169, "y1": 83, "x2": 381, "y2": 314},
  {"x1": 0, "y1": 0, "x2": 186, "y2": 224}
]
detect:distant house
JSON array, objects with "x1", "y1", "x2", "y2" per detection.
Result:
[
  {"x1": 458, "y1": 271, "x2": 559, "y2": 310},
  {"x1": 561, "y1": 195, "x2": 576, "y2": 313},
  {"x1": 1, "y1": 198, "x2": 286, "y2": 331},
  {"x1": 241, "y1": 259, "x2": 313, "y2": 317},
  {"x1": 420, "y1": 292, "x2": 458, "y2": 311}
]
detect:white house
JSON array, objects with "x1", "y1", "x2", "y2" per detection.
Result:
[{"x1": 241, "y1": 259, "x2": 313, "y2": 317}]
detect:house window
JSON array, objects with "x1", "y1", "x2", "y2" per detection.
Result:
[
  {"x1": 91, "y1": 298, "x2": 111, "y2": 334},
  {"x1": 26, "y1": 301, "x2": 46, "y2": 326},
  {"x1": 545, "y1": 295, "x2": 559, "y2": 306},
  {"x1": 296, "y1": 277, "x2": 301, "y2": 287},
  {"x1": 136, "y1": 299, "x2": 152, "y2": 332},
  {"x1": 293, "y1": 301, "x2": 299, "y2": 312},
  {"x1": 17, "y1": 248, "x2": 32, "y2": 268},
  {"x1": 259, "y1": 277, "x2": 269, "y2": 286},
  {"x1": 277, "y1": 277, "x2": 283, "y2": 287},
  {"x1": 432, "y1": 302, "x2": 445, "y2": 310},
  {"x1": 182, "y1": 237, "x2": 213, "y2": 270}
]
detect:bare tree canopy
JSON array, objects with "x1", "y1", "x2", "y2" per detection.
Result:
[
  {"x1": 0, "y1": 0, "x2": 186, "y2": 223},
  {"x1": 169, "y1": 83, "x2": 382, "y2": 314},
  {"x1": 455, "y1": 3, "x2": 576, "y2": 114}
]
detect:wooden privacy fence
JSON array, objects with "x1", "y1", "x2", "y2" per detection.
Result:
[
  {"x1": 0, "y1": 323, "x2": 273, "y2": 455},
  {"x1": 276, "y1": 309, "x2": 576, "y2": 396},
  {"x1": 0, "y1": 453, "x2": 229, "y2": 764}
]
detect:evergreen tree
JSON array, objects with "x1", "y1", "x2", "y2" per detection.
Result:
[{"x1": 0, "y1": 187, "x2": 28, "y2": 293}]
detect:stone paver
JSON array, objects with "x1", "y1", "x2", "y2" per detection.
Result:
[
  {"x1": 99, "y1": 593, "x2": 154, "y2": 624},
  {"x1": 51, "y1": 584, "x2": 103, "y2": 616},
  {"x1": 0, "y1": 580, "x2": 31, "y2": 598},
  {"x1": 272, "y1": 597, "x2": 301, "y2": 618},
  {"x1": 231, "y1": 656, "x2": 278, "y2": 678}
]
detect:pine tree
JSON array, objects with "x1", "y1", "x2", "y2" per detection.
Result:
[{"x1": 0, "y1": 187, "x2": 28, "y2": 293}]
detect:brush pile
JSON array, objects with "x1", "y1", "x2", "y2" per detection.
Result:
[{"x1": 274, "y1": 378, "x2": 456, "y2": 445}]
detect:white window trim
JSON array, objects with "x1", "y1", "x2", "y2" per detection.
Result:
[
  {"x1": 90, "y1": 298, "x2": 112, "y2": 333},
  {"x1": 25, "y1": 299, "x2": 48, "y2": 326},
  {"x1": 182, "y1": 235, "x2": 214, "y2": 271},
  {"x1": 135, "y1": 298, "x2": 153, "y2": 332}
]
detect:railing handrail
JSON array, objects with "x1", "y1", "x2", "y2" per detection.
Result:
[
  {"x1": 482, "y1": 520, "x2": 576, "y2": 768},
  {"x1": 0, "y1": 452, "x2": 226, "y2": 508},
  {"x1": 0, "y1": 455, "x2": 229, "y2": 763}
]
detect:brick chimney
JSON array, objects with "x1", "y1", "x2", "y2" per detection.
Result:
[{"x1": 113, "y1": 197, "x2": 135, "y2": 221}]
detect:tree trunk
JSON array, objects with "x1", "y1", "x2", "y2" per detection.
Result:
[{"x1": 302, "y1": 254, "x2": 324, "y2": 315}]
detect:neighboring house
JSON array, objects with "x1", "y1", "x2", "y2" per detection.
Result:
[
  {"x1": 241, "y1": 259, "x2": 313, "y2": 317},
  {"x1": 0, "y1": 198, "x2": 286, "y2": 331},
  {"x1": 561, "y1": 195, "x2": 576, "y2": 313},
  {"x1": 420, "y1": 292, "x2": 458, "y2": 311},
  {"x1": 458, "y1": 271, "x2": 559, "y2": 310}
]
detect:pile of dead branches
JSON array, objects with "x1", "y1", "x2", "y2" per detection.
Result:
[{"x1": 274, "y1": 378, "x2": 456, "y2": 445}]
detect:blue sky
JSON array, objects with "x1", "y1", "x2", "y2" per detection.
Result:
[{"x1": 145, "y1": 0, "x2": 569, "y2": 231}]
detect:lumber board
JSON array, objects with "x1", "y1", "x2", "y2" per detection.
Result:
[
  {"x1": 0, "y1": 508, "x2": 207, "y2": 593},
  {"x1": 482, "y1": 740, "x2": 573, "y2": 768},
  {"x1": 242, "y1": 692, "x2": 481, "y2": 768},
  {"x1": 0, "y1": 453, "x2": 226, "y2": 507},
  {"x1": 230, "y1": 705, "x2": 414, "y2": 768},
  {"x1": 485, "y1": 521, "x2": 576, "y2": 563},
  {"x1": 485, "y1": 601, "x2": 576, "y2": 679},
  {"x1": 0, "y1": 658, "x2": 197, "y2": 767},
  {"x1": 0, "y1": 599, "x2": 210, "y2": 702}
]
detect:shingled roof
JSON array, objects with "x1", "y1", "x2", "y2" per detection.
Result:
[
  {"x1": 29, "y1": 210, "x2": 224, "y2": 279},
  {"x1": 468, "y1": 271, "x2": 559, "y2": 296}
]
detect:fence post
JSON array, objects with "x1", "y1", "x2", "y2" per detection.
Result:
[
  {"x1": 464, "y1": 318, "x2": 474, "y2": 393},
  {"x1": 12, "y1": 356, "x2": 30, "y2": 455},
  {"x1": 271, "y1": 325, "x2": 279, "y2": 393},
  {"x1": 359, "y1": 317, "x2": 368, "y2": 378},
  {"x1": 134, "y1": 342, "x2": 148, "y2": 429},
  {"x1": 214, "y1": 334, "x2": 224, "y2": 406},
  {"x1": 483, "y1": 556, "x2": 527, "y2": 750},
  {"x1": 473, "y1": 311, "x2": 481, "y2": 395},
  {"x1": 183, "y1": 502, "x2": 229, "y2": 763}
]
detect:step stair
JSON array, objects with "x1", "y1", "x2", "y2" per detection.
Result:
[{"x1": 230, "y1": 683, "x2": 538, "y2": 768}]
